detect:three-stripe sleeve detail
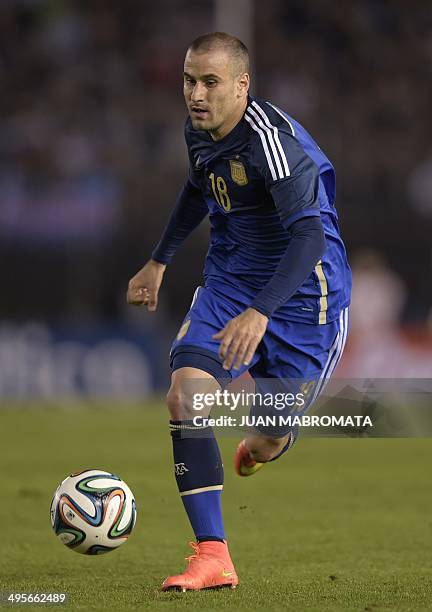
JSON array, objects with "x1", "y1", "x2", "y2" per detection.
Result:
[{"x1": 245, "y1": 101, "x2": 291, "y2": 181}]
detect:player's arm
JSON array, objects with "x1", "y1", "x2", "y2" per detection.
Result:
[
  {"x1": 215, "y1": 131, "x2": 325, "y2": 369},
  {"x1": 127, "y1": 178, "x2": 208, "y2": 310},
  {"x1": 250, "y1": 216, "x2": 325, "y2": 317},
  {"x1": 151, "y1": 178, "x2": 208, "y2": 266},
  {"x1": 215, "y1": 215, "x2": 325, "y2": 369}
]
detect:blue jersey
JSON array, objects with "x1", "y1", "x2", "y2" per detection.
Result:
[{"x1": 185, "y1": 95, "x2": 351, "y2": 325}]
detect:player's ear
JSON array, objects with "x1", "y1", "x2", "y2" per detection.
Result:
[{"x1": 237, "y1": 72, "x2": 250, "y2": 97}]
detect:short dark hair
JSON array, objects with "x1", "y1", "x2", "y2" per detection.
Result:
[{"x1": 188, "y1": 32, "x2": 249, "y2": 75}]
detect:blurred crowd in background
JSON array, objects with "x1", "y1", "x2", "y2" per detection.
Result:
[{"x1": 1, "y1": 0, "x2": 431, "y2": 396}]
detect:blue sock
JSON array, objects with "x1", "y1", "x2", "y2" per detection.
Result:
[
  {"x1": 268, "y1": 425, "x2": 299, "y2": 462},
  {"x1": 170, "y1": 420, "x2": 225, "y2": 542}
]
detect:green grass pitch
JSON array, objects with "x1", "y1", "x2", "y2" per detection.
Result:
[{"x1": 1, "y1": 403, "x2": 431, "y2": 611}]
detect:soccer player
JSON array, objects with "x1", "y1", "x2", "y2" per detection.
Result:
[{"x1": 127, "y1": 32, "x2": 351, "y2": 591}]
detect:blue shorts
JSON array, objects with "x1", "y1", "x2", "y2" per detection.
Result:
[{"x1": 170, "y1": 286, "x2": 349, "y2": 436}]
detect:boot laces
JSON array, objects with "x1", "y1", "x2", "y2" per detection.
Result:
[{"x1": 185, "y1": 541, "x2": 201, "y2": 566}]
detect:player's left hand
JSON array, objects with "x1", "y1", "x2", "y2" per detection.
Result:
[{"x1": 213, "y1": 308, "x2": 269, "y2": 371}]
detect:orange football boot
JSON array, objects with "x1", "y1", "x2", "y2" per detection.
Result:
[
  {"x1": 234, "y1": 439, "x2": 264, "y2": 477},
  {"x1": 162, "y1": 540, "x2": 239, "y2": 591}
]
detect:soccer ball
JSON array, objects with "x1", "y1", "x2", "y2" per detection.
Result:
[{"x1": 50, "y1": 469, "x2": 137, "y2": 555}]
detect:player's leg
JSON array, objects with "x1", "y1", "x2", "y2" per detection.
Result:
[
  {"x1": 163, "y1": 365, "x2": 238, "y2": 591},
  {"x1": 234, "y1": 429, "x2": 297, "y2": 476},
  {"x1": 166, "y1": 366, "x2": 224, "y2": 544},
  {"x1": 235, "y1": 308, "x2": 349, "y2": 476},
  {"x1": 162, "y1": 286, "x2": 252, "y2": 590}
]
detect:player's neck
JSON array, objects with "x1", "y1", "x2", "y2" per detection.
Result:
[{"x1": 209, "y1": 98, "x2": 248, "y2": 142}]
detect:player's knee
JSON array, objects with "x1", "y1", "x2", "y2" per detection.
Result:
[{"x1": 166, "y1": 385, "x2": 194, "y2": 421}]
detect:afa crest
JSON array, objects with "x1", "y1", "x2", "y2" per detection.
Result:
[{"x1": 229, "y1": 159, "x2": 248, "y2": 186}]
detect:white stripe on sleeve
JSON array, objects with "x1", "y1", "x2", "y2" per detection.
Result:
[
  {"x1": 246, "y1": 106, "x2": 284, "y2": 179},
  {"x1": 245, "y1": 111, "x2": 278, "y2": 181},
  {"x1": 252, "y1": 101, "x2": 290, "y2": 177}
]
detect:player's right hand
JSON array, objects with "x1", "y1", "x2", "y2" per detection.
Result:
[{"x1": 127, "y1": 259, "x2": 166, "y2": 311}]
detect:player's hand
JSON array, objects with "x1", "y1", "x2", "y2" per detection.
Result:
[
  {"x1": 213, "y1": 308, "x2": 269, "y2": 370},
  {"x1": 127, "y1": 259, "x2": 166, "y2": 311}
]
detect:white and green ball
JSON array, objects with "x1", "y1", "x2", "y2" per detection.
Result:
[{"x1": 50, "y1": 470, "x2": 136, "y2": 555}]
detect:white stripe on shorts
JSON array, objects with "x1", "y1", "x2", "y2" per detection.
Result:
[
  {"x1": 309, "y1": 307, "x2": 349, "y2": 405},
  {"x1": 190, "y1": 286, "x2": 201, "y2": 308}
]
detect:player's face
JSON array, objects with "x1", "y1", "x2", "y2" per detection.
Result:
[{"x1": 183, "y1": 49, "x2": 249, "y2": 140}]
